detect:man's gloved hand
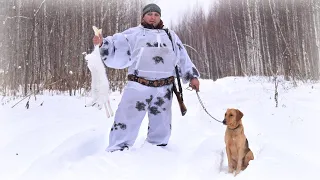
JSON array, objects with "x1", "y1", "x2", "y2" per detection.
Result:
[
  {"x1": 189, "y1": 78, "x2": 200, "y2": 92},
  {"x1": 92, "y1": 33, "x2": 103, "y2": 47}
]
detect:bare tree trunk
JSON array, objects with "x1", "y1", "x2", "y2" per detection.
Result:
[
  {"x1": 229, "y1": 0, "x2": 242, "y2": 76},
  {"x1": 268, "y1": 0, "x2": 282, "y2": 76},
  {"x1": 313, "y1": 0, "x2": 320, "y2": 79},
  {"x1": 16, "y1": 0, "x2": 22, "y2": 94},
  {"x1": 253, "y1": 0, "x2": 262, "y2": 75},
  {"x1": 244, "y1": 0, "x2": 254, "y2": 76}
]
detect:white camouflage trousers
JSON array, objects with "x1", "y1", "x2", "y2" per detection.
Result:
[{"x1": 106, "y1": 81, "x2": 173, "y2": 152}]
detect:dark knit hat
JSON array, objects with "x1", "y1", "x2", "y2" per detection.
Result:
[{"x1": 142, "y1": 3, "x2": 161, "y2": 17}]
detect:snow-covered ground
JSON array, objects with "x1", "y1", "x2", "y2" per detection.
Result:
[{"x1": 1, "y1": 76, "x2": 319, "y2": 180}]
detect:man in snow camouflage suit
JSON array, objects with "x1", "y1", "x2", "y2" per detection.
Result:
[{"x1": 93, "y1": 3, "x2": 200, "y2": 152}]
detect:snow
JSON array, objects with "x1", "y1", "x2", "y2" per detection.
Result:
[{"x1": 1, "y1": 76, "x2": 320, "y2": 180}]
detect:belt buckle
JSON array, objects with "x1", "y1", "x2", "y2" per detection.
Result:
[{"x1": 153, "y1": 80, "x2": 159, "y2": 87}]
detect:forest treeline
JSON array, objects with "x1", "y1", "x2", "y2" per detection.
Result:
[
  {"x1": 174, "y1": 0, "x2": 320, "y2": 82},
  {"x1": 0, "y1": 0, "x2": 319, "y2": 96}
]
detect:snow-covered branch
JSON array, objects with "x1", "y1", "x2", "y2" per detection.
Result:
[
  {"x1": 2, "y1": 0, "x2": 47, "y2": 25},
  {"x1": 2, "y1": 16, "x2": 32, "y2": 25},
  {"x1": 33, "y1": 0, "x2": 47, "y2": 17}
]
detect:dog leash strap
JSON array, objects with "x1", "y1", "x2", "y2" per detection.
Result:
[{"x1": 196, "y1": 91, "x2": 223, "y2": 123}]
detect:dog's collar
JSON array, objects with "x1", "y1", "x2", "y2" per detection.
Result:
[{"x1": 228, "y1": 124, "x2": 241, "y2": 131}]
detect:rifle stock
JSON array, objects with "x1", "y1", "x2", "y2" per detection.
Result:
[{"x1": 172, "y1": 83, "x2": 187, "y2": 116}]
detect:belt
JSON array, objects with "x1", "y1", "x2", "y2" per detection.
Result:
[{"x1": 127, "y1": 74, "x2": 174, "y2": 87}]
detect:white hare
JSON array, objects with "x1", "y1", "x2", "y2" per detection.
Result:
[{"x1": 85, "y1": 26, "x2": 113, "y2": 118}]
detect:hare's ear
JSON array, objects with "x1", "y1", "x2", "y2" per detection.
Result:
[
  {"x1": 92, "y1": 26, "x2": 102, "y2": 36},
  {"x1": 236, "y1": 109, "x2": 243, "y2": 121},
  {"x1": 97, "y1": 28, "x2": 102, "y2": 35}
]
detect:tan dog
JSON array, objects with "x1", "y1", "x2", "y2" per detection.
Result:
[{"x1": 223, "y1": 108, "x2": 254, "y2": 176}]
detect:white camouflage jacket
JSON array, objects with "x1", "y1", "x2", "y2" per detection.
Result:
[{"x1": 99, "y1": 25, "x2": 200, "y2": 84}]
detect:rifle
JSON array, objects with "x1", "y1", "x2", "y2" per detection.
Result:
[
  {"x1": 172, "y1": 78, "x2": 187, "y2": 116},
  {"x1": 164, "y1": 28, "x2": 187, "y2": 116}
]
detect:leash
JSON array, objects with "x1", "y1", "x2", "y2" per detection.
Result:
[
  {"x1": 194, "y1": 90, "x2": 223, "y2": 124},
  {"x1": 163, "y1": 28, "x2": 222, "y2": 123},
  {"x1": 181, "y1": 44, "x2": 223, "y2": 123}
]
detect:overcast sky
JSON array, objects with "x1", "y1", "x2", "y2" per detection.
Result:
[{"x1": 145, "y1": 0, "x2": 213, "y2": 27}]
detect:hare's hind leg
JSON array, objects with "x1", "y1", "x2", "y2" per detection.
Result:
[
  {"x1": 104, "y1": 100, "x2": 113, "y2": 118},
  {"x1": 107, "y1": 99, "x2": 114, "y2": 117},
  {"x1": 104, "y1": 103, "x2": 111, "y2": 118}
]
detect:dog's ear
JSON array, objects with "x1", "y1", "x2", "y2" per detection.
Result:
[{"x1": 236, "y1": 109, "x2": 243, "y2": 121}]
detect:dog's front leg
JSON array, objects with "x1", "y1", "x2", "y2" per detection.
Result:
[
  {"x1": 235, "y1": 149, "x2": 244, "y2": 176},
  {"x1": 226, "y1": 146, "x2": 234, "y2": 173}
]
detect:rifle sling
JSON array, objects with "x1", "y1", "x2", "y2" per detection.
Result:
[{"x1": 163, "y1": 28, "x2": 184, "y2": 101}]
